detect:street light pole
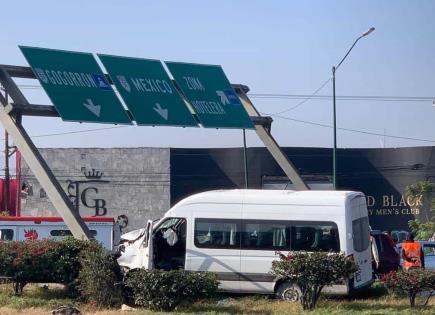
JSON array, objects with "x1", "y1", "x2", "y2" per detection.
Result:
[
  {"x1": 332, "y1": 27, "x2": 375, "y2": 190},
  {"x1": 332, "y1": 66, "x2": 337, "y2": 190}
]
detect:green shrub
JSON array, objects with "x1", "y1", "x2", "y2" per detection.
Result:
[
  {"x1": 76, "y1": 246, "x2": 123, "y2": 307},
  {"x1": 0, "y1": 237, "x2": 100, "y2": 295},
  {"x1": 125, "y1": 269, "x2": 218, "y2": 311},
  {"x1": 271, "y1": 252, "x2": 358, "y2": 310},
  {"x1": 382, "y1": 269, "x2": 435, "y2": 307}
]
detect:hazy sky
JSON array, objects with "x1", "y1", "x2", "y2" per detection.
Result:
[{"x1": 2, "y1": 1, "x2": 435, "y2": 149}]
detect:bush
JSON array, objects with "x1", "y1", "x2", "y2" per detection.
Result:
[
  {"x1": 382, "y1": 269, "x2": 435, "y2": 307},
  {"x1": 0, "y1": 238, "x2": 100, "y2": 295},
  {"x1": 271, "y1": 252, "x2": 358, "y2": 310},
  {"x1": 125, "y1": 269, "x2": 218, "y2": 311},
  {"x1": 76, "y1": 245, "x2": 123, "y2": 307}
]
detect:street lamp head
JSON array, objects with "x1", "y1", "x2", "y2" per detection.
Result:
[
  {"x1": 332, "y1": 26, "x2": 375, "y2": 189},
  {"x1": 362, "y1": 27, "x2": 375, "y2": 37}
]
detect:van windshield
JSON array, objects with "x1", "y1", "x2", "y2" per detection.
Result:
[{"x1": 155, "y1": 218, "x2": 183, "y2": 232}]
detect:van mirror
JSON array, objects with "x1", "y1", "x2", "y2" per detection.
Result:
[{"x1": 163, "y1": 228, "x2": 178, "y2": 246}]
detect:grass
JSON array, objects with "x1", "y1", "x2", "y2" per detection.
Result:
[
  {"x1": 0, "y1": 283, "x2": 433, "y2": 315},
  {"x1": 0, "y1": 284, "x2": 80, "y2": 310}
]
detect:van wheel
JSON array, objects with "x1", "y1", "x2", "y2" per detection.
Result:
[{"x1": 275, "y1": 281, "x2": 301, "y2": 302}]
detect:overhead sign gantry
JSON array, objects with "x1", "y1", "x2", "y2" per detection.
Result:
[{"x1": 0, "y1": 46, "x2": 308, "y2": 240}]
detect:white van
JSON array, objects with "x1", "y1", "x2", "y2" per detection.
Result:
[
  {"x1": 118, "y1": 190, "x2": 373, "y2": 299},
  {"x1": 0, "y1": 216, "x2": 119, "y2": 250}
]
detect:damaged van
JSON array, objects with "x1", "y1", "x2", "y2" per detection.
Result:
[{"x1": 117, "y1": 189, "x2": 373, "y2": 300}]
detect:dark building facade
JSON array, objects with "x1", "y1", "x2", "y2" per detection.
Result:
[
  {"x1": 171, "y1": 147, "x2": 435, "y2": 232},
  {"x1": 20, "y1": 146, "x2": 434, "y2": 233}
]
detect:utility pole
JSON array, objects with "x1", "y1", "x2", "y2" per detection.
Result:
[
  {"x1": 3, "y1": 91, "x2": 9, "y2": 214},
  {"x1": 4, "y1": 130, "x2": 9, "y2": 214},
  {"x1": 332, "y1": 66, "x2": 337, "y2": 190},
  {"x1": 242, "y1": 129, "x2": 248, "y2": 189}
]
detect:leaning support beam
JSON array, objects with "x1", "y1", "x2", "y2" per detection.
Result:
[
  {"x1": 233, "y1": 84, "x2": 309, "y2": 191},
  {"x1": 0, "y1": 105, "x2": 92, "y2": 239}
]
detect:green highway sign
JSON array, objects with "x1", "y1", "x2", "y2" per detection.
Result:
[
  {"x1": 20, "y1": 46, "x2": 131, "y2": 125},
  {"x1": 165, "y1": 62, "x2": 254, "y2": 129},
  {"x1": 98, "y1": 54, "x2": 197, "y2": 127}
]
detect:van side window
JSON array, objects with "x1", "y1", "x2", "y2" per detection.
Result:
[
  {"x1": 352, "y1": 217, "x2": 370, "y2": 252},
  {"x1": 242, "y1": 222, "x2": 289, "y2": 250},
  {"x1": 290, "y1": 223, "x2": 340, "y2": 252},
  {"x1": 0, "y1": 229, "x2": 14, "y2": 241},
  {"x1": 194, "y1": 219, "x2": 240, "y2": 248}
]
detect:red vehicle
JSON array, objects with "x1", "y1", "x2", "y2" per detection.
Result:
[{"x1": 370, "y1": 230, "x2": 400, "y2": 277}]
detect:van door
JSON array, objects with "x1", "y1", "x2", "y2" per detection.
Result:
[
  {"x1": 351, "y1": 197, "x2": 372, "y2": 289},
  {"x1": 189, "y1": 204, "x2": 242, "y2": 292},
  {"x1": 143, "y1": 220, "x2": 154, "y2": 269},
  {"x1": 117, "y1": 220, "x2": 153, "y2": 270}
]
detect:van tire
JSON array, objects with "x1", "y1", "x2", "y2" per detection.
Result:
[{"x1": 275, "y1": 281, "x2": 301, "y2": 302}]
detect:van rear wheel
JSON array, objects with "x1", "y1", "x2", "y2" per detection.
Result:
[{"x1": 275, "y1": 281, "x2": 301, "y2": 302}]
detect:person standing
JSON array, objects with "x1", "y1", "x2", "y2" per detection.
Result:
[{"x1": 401, "y1": 233, "x2": 425, "y2": 270}]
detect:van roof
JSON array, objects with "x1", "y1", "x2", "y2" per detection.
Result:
[{"x1": 173, "y1": 189, "x2": 364, "y2": 207}]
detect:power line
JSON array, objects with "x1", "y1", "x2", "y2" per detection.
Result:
[
  {"x1": 250, "y1": 93, "x2": 435, "y2": 102},
  {"x1": 31, "y1": 126, "x2": 130, "y2": 139},
  {"x1": 16, "y1": 83, "x2": 435, "y2": 102},
  {"x1": 0, "y1": 126, "x2": 130, "y2": 142},
  {"x1": 10, "y1": 84, "x2": 435, "y2": 144},
  {"x1": 270, "y1": 113, "x2": 435, "y2": 143},
  {"x1": 0, "y1": 111, "x2": 431, "y2": 146},
  {"x1": 266, "y1": 78, "x2": 331, "y2": 115},
  {"x1": 0, "y1": 108, "x2": 432, "y2": 145}
]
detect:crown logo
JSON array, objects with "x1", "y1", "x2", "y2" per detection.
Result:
[{"x1": 83, "y1": 168, "x2": 103, "y2": 179}]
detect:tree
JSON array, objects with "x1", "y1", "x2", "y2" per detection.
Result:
[
  {"x1": 405, "y1": 180, "x2": 435, "y2": 240},
  {"x1": 382, "y1": 269, "x2": 435, "y2": 307},
  {"x1": 271, "y1": 252, "x2": 357, "y2": 310}
]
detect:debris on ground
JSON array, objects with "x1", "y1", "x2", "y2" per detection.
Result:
[
  {"x1": 51, "y1": 306, "x2": 81, "y2": 315},
  {"x1": 121, "y1": 303, "x2": 137, "y2": 311},
  {"x1": 217, "y1": 297, "x2": 237, "y2": 305}
]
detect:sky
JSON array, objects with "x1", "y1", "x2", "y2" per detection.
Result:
[{"x1": 2, "y1": 1, "x2": 435, "y2": 149}]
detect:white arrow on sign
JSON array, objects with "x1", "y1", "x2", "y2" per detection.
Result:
[
  {"x1": 83, "y1": 98, "x2": 101, "y2": 117},
  {"x1": 216, "y1": 90, "x2": 230, "y2": 105},
  {"x1": 153, "y1": 103, "x2": 168, "y2": 120}
]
